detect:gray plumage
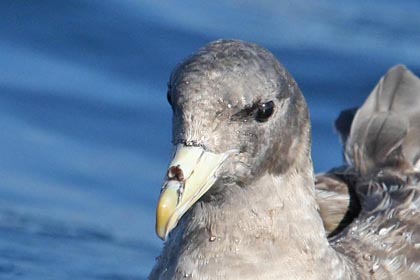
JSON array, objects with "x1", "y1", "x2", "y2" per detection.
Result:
[
  {"x1": 317, "y1": 65, "x2": 420, "y2": 237},
  {"x1": 346, "y1": 65, "x2": 420, "y2": 174},
  {"x1": 150, "y1": 40, "x2": 420, "y2": 279}
]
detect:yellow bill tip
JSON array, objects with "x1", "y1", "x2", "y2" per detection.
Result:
[{"x1": 156, "y1": 182, "x2": 180, "y2": 240}]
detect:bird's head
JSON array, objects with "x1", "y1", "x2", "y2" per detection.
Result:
[{"x1": 156, "y1": 40, "x2": 310, "y2": 240}]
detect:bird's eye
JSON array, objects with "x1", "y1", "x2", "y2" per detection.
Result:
[{"x1": 255, "y1": 101, "x2": 274, "y2": 122}]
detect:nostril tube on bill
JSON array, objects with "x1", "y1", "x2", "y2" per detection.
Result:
[{"x1": 167, "y1": 165, "x2": 184, "y2": 181}]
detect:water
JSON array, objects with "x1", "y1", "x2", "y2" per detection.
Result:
[{"x1": 0, "y1": 1, "x2": 419, "y2": 279}]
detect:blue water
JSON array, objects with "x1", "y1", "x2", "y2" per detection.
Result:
[{"x1": 1, "y1": 1, "x2": 419, "y2": 279}]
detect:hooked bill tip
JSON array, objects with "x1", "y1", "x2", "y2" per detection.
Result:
[{"x1": 156, "y1": 182, "x2": 180, "y2": 240}]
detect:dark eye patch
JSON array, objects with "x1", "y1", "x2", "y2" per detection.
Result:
[
  {"x1": 230, "y1": 100, "x2": 275, "y2": 122},
  {"x1": 230, "y1": 103, "x2": 258, "y2": 121}
]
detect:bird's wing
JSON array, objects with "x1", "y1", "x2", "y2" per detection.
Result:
[
  {"x1": 346, "y1": 65, "x2": 420, "y2": 175},
  {"x1": 330, "y1": 66, "x2": 420, "y2": 278}
]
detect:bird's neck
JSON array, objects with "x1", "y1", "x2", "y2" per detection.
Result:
[{"x1": 153, "y1": 161, "x2": 358, "y2": 279}]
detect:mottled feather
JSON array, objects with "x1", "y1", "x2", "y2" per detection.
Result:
[
  {"x1": 329, "y1": 65, "x2": 420, "y2": 279},
  {"x1": 346, "y1": 65, "x2": 420, "y2": 174},
  {"x1": 316, "y1": 66, "x2": 420, "y2": 237}
]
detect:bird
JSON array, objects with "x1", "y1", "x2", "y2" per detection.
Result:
[{"x1": 149, "y1": 39, "x2": 420, "y2": 279}]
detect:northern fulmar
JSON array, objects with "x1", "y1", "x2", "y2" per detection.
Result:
[{"x1": 149, "y1": 40, "x2": 420, "y2": 279}]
